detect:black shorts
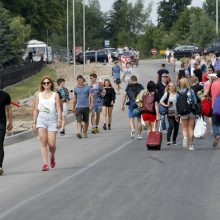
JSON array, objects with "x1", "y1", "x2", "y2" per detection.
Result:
[
  {"x1": 114, "y1": 78, "x2": 121, "y2": 85},
  {"x1": 75, "y1": 108, "x2": 90, "y2": 123}
]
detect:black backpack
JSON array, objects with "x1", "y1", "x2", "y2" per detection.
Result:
[{"x1": 176, "y1": 89, "x2": 193, "y2": 116}]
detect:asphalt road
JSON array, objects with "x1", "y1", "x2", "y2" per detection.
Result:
[{"x1": 1, "y1": 60, "x2": 220, "y2": 220}]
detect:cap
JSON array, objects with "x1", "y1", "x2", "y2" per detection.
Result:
[{"x1": 162, "y1": 73, "x2": 169, "y2": 77}]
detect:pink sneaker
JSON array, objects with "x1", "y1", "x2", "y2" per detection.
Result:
[
  {"x1": 50, "y1": 156, "x2": 56, "y2": 168},
  {"x1": 42, "y1": 164, "x2": 49, "y2": 171}
]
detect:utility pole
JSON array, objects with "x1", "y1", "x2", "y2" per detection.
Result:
[
  {"x1": 67, "y1": 0, "x2": 70, "y2": 64},
  {"x1": 83, "y1": 0, "x2": 86, "y2": 74},
  {"x1": 72, "y1": 0, "x2": 76, "y2": 79},
  {"x1": 217, "y1": 0, "x2": 219, "y2": 36}
]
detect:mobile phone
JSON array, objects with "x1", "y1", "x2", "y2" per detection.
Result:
[{"x1": 169, "y1": 101, "x2": 173, "y2": 105}]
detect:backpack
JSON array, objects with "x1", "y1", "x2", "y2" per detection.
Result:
[
  {"x1": 176, "y1": 89, "x2": 193, "y2": 116},
  {"x1": 213, "y1": 94, "x2": 220, "y2": 115},
  {"x1": 127, "y1": 84, "x2": 143, "y2": 108},
  {"x1": 141, "y1": 92, "x2": 155, "y2": 113},
  {"x1": 201, "y1": 98, "x2": 212, "y2": 117},
  {"x1": 58, "y1": 87, "x2": 70, "y2": 101}
]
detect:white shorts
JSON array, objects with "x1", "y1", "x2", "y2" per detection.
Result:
[{"x1": 62, "y1": 102, "x2": 68, "y2": 117}]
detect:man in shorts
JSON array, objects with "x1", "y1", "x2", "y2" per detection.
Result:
[
  {"x1": 89, "y1": 73, "x2": 103, "y2": 134},
  {"x1": 72, "y1": 75, "x2": 93, "y2": 139},
  {"x1": 121, "y1": 75, "x2": 144, "y2": 139},
  {"x1": 0, "y1": 88, "x2": 13, "y2": 175},
  {"x1": 112, "y1": 61, "x2": 122, "y2": 94}
]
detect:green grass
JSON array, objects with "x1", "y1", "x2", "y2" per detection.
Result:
[{"x1": 5, "y1": 66, "x2": 57, "y2": 101}]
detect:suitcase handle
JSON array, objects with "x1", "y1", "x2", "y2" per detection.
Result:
[{"x1": 153, "y1": 120, "x2": 161, "y2": 132}]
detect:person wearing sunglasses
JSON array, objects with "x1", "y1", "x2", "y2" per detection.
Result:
[{"x1": 32, "y1": 76, "x2": 62, "y2": 171}]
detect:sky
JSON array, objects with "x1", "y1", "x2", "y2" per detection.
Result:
[{"x1": 99, "y1": 0, "x2": 204, "y2": 24}]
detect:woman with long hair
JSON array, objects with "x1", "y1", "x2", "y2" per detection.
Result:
[
  {"x1": 160, "y1": 82, "x2": 179, "y2": 145},
  {"x1": 32, "y1": 76, "x2": 62, "y2": 171},
  {"x1": 102, "y1": 79, "x2": 116, "y2": 130},
  {"x1": 137, "y1": 81, "x2": 160, "y2": 135},
  {"x1": 178, "y1": 78, "x2": 197, "y2": 150}
]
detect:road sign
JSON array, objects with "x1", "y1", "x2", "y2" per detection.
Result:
[
  {"x1": 151, "y1": 48, "x2": 158, "y2": 55},
  {"x1": 105, "y1": 40, "x2": 110, "y2": 48}
]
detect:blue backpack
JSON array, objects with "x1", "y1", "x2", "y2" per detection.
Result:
[{"x1": 213, "y1": 94, "x2": 220, "y2": 115}]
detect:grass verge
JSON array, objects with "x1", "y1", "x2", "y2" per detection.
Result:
[{"x1": 5, "y1": 66, "x2": 57, "y2": 101}]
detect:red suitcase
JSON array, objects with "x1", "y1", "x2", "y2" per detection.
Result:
[{"x1": 146, "y1": 121, "x2": 162, "y2": 150}]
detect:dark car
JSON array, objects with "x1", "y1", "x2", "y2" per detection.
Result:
[
  {"x1": 105, "y1": 48, "x2": 119, "y2": 61},
  {"x1": 204, "y1": 39, "x2": 220, "y2": 56},
  {"x1": 172, "y1": 45, "x2": 203, "y2": 59},
  {"x1": 76, "y1": 50, "x2": 108, "y2": 64}
]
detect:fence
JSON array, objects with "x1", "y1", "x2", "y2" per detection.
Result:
[{"x1": 0, "y1": 61, "x2": 43, "y2": 89}]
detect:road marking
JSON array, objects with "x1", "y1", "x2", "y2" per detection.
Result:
[{"x1": 0, "y1": 139, "x2": 133, "y2": 219}]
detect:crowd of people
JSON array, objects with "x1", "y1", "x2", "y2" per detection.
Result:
[{"x1": 1, "y1": 52, "x2": 220, "y2": 174}]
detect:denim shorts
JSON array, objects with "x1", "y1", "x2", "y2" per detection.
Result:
[
  {"x1": 128, "y1": 107, "x2": 141, "y2": 119},
  {"x1": 75, "y1": 108, "x2": 90, "y2": 123},
  {"x1": 180, "y1": 112, "x2": 196, "y2": 120},
  {"x1": 36, "y1": 112, "x2": 57, "y2": 132},
  {"x1": 92, "y1": 105, "x2": 102, "y2": 113}
]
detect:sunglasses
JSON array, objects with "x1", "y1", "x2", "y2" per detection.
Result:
[{"x1": 42, "y1": 81, "x2": 51, "y2": 85}]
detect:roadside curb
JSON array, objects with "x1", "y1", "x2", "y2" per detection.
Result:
[{"x1": 5, "y1": 114, "x2": 76, "y2": 146}]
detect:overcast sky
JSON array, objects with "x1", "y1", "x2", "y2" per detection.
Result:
[{"x1": 99, "y1": 0, "x2": 204, "y2": 24}]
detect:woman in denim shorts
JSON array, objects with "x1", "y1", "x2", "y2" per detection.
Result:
[{"x1": 32, "y1": 76, "x2": 62, "y2": 171}]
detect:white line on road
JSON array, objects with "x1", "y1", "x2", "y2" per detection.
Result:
[{"x1": 0, "y1": 139, "x2": 133, "y2": 219}]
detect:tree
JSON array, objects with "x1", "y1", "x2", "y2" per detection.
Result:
[
  {"x1": 157, "y1": 0, "x2": 192, "y2": 31},
  {"x1": 172, "y1": 7, "x2": 215, "y2": 47},
  {"x1": 9, "y1": 16, "x2": 31, "y2": 54}
]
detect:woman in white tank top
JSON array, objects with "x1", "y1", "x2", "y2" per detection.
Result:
[{"x1": 32, "y1": 76, "x2": 62, "y2": 171}]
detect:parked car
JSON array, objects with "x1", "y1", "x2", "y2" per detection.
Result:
[
  {"x1": 117, "y1": 48, "x2": 124, "y2": 61},
  {"x1": 172, "y1": 45, "x2": 203, "y2": 59},
  {"x1": 105, "y1": 48, "x2": 119, "y2": 61},
  {"x1": 76, "y1": 50, "x2": 108, "y2": 64},
  {"x1": 204, "y1": 39, "x2": 220, "y2": 56}
]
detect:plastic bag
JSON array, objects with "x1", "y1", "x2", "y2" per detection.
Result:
[{"x1": 194, "y1": 116, "x2": 206, "y2": 139}]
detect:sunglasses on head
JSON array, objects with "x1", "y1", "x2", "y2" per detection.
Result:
[{"x1": 42, "y1": 81, "x2": 51, "y2": 85}]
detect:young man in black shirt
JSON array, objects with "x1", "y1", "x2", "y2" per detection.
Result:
[
  {"x1": 0, "y1": 89, "x2": 13, "y2": 175},
  {"x1": 157, "y1": 63, "x2": 169, "y2": 82}
]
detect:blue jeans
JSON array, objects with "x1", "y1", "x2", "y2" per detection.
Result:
[
  {"x1": 0, "y1": 123, "x2": 6, "y2": 168},
  {"x1": 161, "y1": 114, "x2": 167, "y2": 131},
  {"x1": 212, "y1": 114, "x2": 220, "y2": 138}
]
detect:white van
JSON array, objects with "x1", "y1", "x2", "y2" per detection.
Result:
[{"x1": 23, "y1": 39, "x2": 53, "y2": 63}]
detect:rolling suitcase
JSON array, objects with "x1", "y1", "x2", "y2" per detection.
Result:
[{"x1": 146, "y1": 121, "x2": 162, "y2": 150}]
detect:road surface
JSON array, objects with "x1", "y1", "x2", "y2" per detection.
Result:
[{"x1": 1, "y1": 60, "x2": 220, "y2": 220}]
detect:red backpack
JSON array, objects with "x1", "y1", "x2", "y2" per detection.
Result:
[
  {"x1": 201, "y1": 97, "x2": 212, "y2": 117},
  {"x1": 141, "y1": 92, "x2": 155, "y2": 113}
]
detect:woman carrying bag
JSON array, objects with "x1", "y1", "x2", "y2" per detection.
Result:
[{"x1": 160, "y1": 82, "x2": 179, "y2": 146}]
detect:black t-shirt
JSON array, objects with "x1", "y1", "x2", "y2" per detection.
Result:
[
  {"x1": 194, "y1": 69, "x2": 203, "y2": 82},
  {"x1": 156, "y1": 82, "x2": 167, "y2": 101},
  {"x1": 0, "y1": 90, "x2": 11, "y2": 124},
  {"x1": 191, "y1": 83, "x2": 203, "y2": 103},
  {"x1": 157, "y1": 68, "x2": 169, "y2": 81},
  {"x1": 125, "y1": 83, "x2": 144, "y2": 102}
]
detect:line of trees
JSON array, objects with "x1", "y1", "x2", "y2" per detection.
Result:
[{"x1": 0, "y1": 0, "x2": 219, "y2": 68}]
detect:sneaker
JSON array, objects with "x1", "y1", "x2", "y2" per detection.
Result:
[
  {"x1": 162, "y1": 130, "x2": 167, "y2": 134},
  {"x1": 213, "y1": 136, "x2": 220, "y2": 147},
  {"x1": 83, "y1": 133, "x2": 88, "y2": 138},
  {"x1": 172, "y1": 141, "x2": 177, "y2": 145},
  {"x1": 0, "y1": 168, "x2": 4, "y2": 175},
  {"x1": 108, "y1": 124, "x2": 111, "y2": 130},
  {"x1": 182, "y1": 137, "x2": 188, "y2": 148},
  {"x1": 42, "y1": 164, "x2": 49, "y2": 171},
  {"x1": 50, "y1": 156, "x2": 56, "y2": 168},
  {"x1": 91, "y1": 127, "x2": 97, "y2": 134},
  {"x1": 96, "y1": 128, "x2": 100, "y2": 133},
  {"x1": 137, "y1": 135, "x2": 142, "y2": 140},
  {"x1": 60, "y1": 130, "x2": 65, "y2": 136},
  {"x1": 189, "y1": 145, "x2": 195, "y2": 151},
  {"x1": 166, "y1": 142, "x2": 171, "y2": 146},
  {"x1": 76, "y1": 133, "x2": 82, "y2": 139},
  {"x1": 131, "y1": 129, "x2": 135, "y2": 139}
]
